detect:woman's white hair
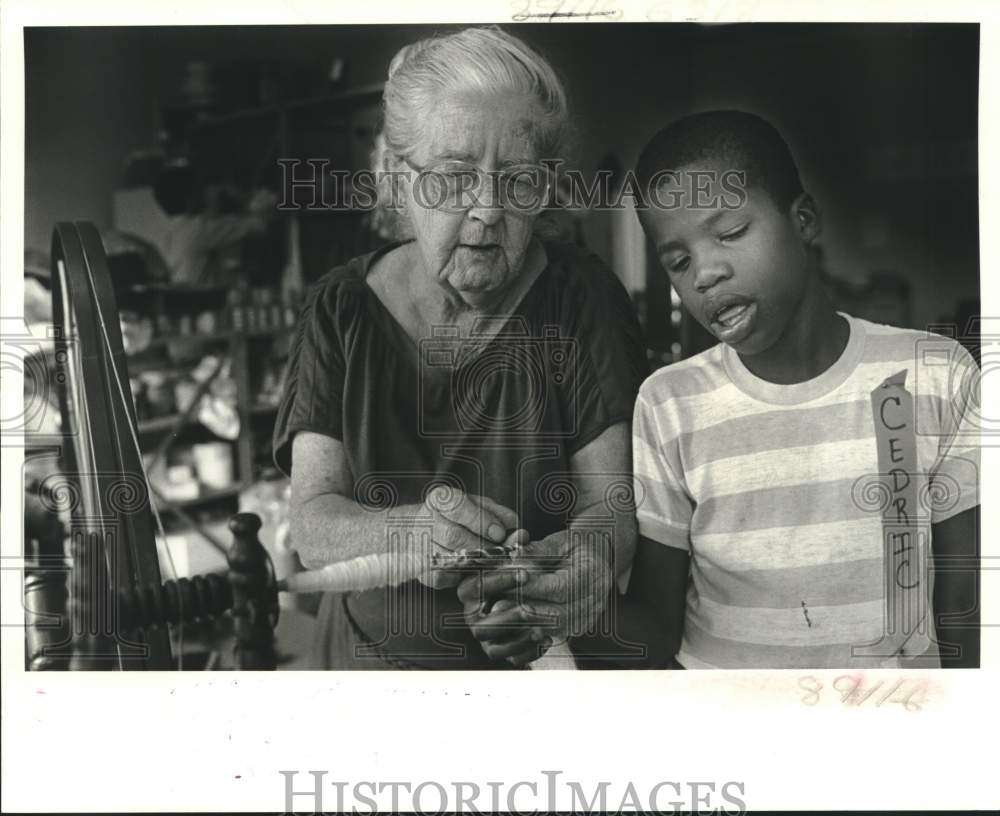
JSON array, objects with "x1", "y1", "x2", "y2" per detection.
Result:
[{"x1": 381, "y1": 26, "x2": 569, "y2": 161}]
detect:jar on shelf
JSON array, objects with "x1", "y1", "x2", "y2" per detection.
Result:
[
  {"x1": 173, "y1": 378, "x2": 200, "y2": 413},
  {"x1": 156, "y1": 312, "x2": 174, "y2": 337},
  {"x1": 192, "y1": 442, "x2": 235, "y2": 490},
  {"x1": 194, "y1": 310, "x2": 218, "y2": 335},
  {"x1": 120, "y1": 311, "x2": 154, "y2": 354},
  {"x1": 139, "y1": 370, "x2": 176, "y2": 417},
  {"x1": 227, "y1": 288, "x2": 247, "y2": 332}
]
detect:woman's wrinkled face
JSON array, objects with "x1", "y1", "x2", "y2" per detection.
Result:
[{"x1": 401, "y1": 91, "x2": 542, "y2": 309}]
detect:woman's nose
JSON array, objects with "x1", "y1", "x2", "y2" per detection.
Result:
[
  {"x1": 693, "y1": 257, "x2": 734, "y2": 292},
  {"x1": 469, "y1": 197, "x2": 503, "y2": 226},
  {"x1": 467, "y1": 180, "x2": 504, "y2": 225}
]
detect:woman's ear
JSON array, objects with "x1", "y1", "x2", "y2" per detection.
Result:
[
  {"x1": 790, "y1": 192, "x2": 821, "y2": 243},
  {"x1": 374, "y1": 152, "x2": 415, "y2": 241},
  {"x1": 379, "y1": 152, "x2": 410, "y2": 214}
]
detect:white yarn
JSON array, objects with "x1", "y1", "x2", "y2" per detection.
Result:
[{"x1": 279, "y1": 549, "x2": 426, "y2": 594}]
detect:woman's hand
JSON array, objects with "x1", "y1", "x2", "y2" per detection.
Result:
[
  {"x1": 415, "y1": 488, "x2": 526, "y2": 589},
  {"x1": 457, "y1": 568, "x2": 548, "y2": 665},
  {"x1": 458, "y1": 533, "x2": 615, "y2": 665}
]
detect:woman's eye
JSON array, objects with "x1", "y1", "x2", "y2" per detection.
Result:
[{"x1": 719, "y1": 224, "x2": 749, "y2": 242}]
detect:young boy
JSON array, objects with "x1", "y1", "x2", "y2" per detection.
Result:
[{"x1": 628, "y1": 110, "x2": 980, "y2": 669}]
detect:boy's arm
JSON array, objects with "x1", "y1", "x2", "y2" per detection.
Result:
[
  {"x1": 932, "y1": 505, "x2": 980, "y2": 668},
  {"x1": 616, "y1": 536, "x2": 689, "y2": 667},
  {"x1": 926, "y1": 341, "x2": 980, "y2": 668},
  {"x1": 626, "y1": 389, "x2": 695, "y2": 667}
]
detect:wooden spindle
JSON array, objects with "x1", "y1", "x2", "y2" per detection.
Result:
[{"x1": 227, "y1": 513, "x2": 279, "y2": 670}]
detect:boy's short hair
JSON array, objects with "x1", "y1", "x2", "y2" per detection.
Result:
[{"x1": 635, "y1": 109, "x2": 804, "y2": 211}]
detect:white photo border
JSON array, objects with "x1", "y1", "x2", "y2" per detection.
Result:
[{"x1": 2, "y1": 1, "x2": 997, "y2": 811}]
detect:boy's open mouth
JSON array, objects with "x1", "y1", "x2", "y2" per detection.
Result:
[{"x1": 707, "y1": 297, "x2": 757, "y2": 344}]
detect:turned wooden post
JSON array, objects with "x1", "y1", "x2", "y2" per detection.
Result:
[{"x1": 227, "y1": 513, "x2": 279, "y2": 670}]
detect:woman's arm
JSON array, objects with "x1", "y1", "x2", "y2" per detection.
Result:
[
  {"x1": 289, "y1": 431, "x2": 386, "y2": 569},
  {"x1": 289, "y1": 431, "x2": 522, "y2": 583}
]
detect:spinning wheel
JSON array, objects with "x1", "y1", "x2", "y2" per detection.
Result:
[
  {"x1": 26, "y1": 223, "x2": 278, "y2": 670},
  {"x1": 24, "y1": 222, "x2": 494, "y2": 670}
]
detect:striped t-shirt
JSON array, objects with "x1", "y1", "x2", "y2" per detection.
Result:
[{"x1": 633, "y1": 314, "x2": 979, "y2": 669}]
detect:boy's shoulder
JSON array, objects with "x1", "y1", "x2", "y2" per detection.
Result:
[
  {"x1": 638, "y1": 343, "x2": 728, "y2": 404},
  {"x1": 853, "y1": 313, "x2": 928, "y2": 348},
  {"x1": 849, "y1": 314, "x2": 977, "y2": 383}
]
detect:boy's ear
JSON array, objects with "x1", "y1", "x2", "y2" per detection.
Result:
[{"x1": 790, "y1": 193, "x2": 821, "y2": 243}]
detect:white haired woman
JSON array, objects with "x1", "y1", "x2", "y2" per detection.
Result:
[{"x1": 273, "y1": 27, "x2": 647, "y2": 669}]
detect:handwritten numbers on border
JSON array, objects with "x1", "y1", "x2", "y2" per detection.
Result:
[
  {"x1": 798, "y1": 675, "x2": 928, "y2": 711},
  {"x1": 511, "y1": 0, "x2": 622, "y2": 22}
]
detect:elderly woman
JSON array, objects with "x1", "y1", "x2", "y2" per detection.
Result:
[{"x1": 273, "y1": 27, "x2": 647, "y2": 669}]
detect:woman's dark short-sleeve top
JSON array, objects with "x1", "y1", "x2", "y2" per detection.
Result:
[{"x1": 273, "y1": 240, "x2": 647, "y2": 668}]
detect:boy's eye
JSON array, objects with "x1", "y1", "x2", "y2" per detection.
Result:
[
  {"x1": 719, "y1": 223, "x2": 749, "y2": 242},
  {"x1": 666, "y1": 255, "x2": 690, "y2": 274}
]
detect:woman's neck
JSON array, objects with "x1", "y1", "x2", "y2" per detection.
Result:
[
  {"x1": 368, "y1": 239, "x2": 546, "y2": 350},
  {"x1": 738, "y1": 280, "x2": 849, "y2": 385},
  {"x1": 408, "y1": 239, "x2": 546, "y2": 333}
]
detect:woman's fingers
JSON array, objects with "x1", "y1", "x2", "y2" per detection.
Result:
[
  {"x1": 480, "y1": 630, "x2": 547, "y2": 662},
  {"x1": 463, "y1": 587, "x2": 556, "y2": 666},
  {"x1": 467, "y1": 494, "x2": 520, "y2": 532},
  {"x1": 471, "y1": 599, "x2": 561, "y2": 633},
  {"x1": 456, "y1": 568, "x2": 524, "y2": 607},
  {"x1": 505, "y1": 639, "x2": 552, "y2": 667},
  {"x1": 438, "y1": 524, "x2": 498, "y2": 554},
  {"x1": 468, "y1": 604, "x2": 534, "y2": 641},
  {"x1": 503, "y1": 528, "x2": 531, "y2": 551},
  {"x1": 480, "y1": 599, "x2": 552, "y2": 666},
  {"x1": 518, "y1": 569, "x2": 569, "y2": 604},
  {"x1": 428, "y1": 487, "x2": 505, "y2": 543},
  {"x1": 426, "y1": 487, "x2": 514, "y2": 545},
  {"x1": 510, "y1": 536, "x2": 568, "y2": 570}
]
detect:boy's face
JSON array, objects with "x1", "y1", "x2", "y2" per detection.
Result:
[{"x1": 639, "y1": 165, "x2": 815, "y2": 356}]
